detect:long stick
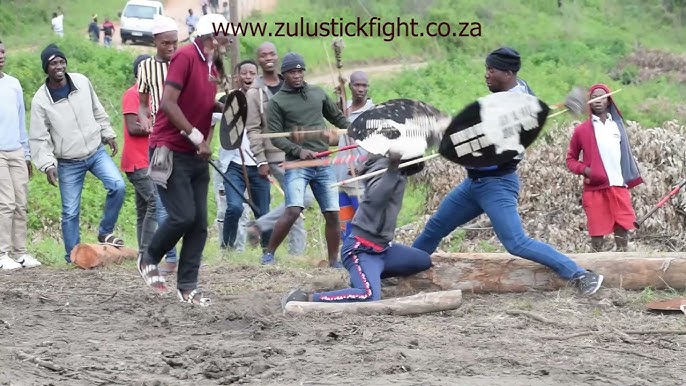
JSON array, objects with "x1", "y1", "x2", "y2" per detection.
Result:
[
  {"x1": 548, "y1": 88, "x2": 624, "y2": 118},
  {"x1": 331, "y1": 153, "x2": 439, "y2": 187},
  {"x1": 281, "y1": 154, "x2": 367, "y2": 169},
  {"x1": 314, "y1": 144, "x2": 359, "y2": 158},
  {"x1": 254, "y1": 129, "x2": 348, "y2": 139},
  {"x1": 209, "y1": 160, "x2": 260, "y2": 215},
  {"x1": 634, "y1": 177, "x2": 686, "y2": 228},
  {"x1": 238, "y1": 149, "x2": 255, "y2": 213}
]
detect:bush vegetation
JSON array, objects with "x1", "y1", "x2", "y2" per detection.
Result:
[{"x1": 2, "y1": 0, "x2": 686, "y2": 264}]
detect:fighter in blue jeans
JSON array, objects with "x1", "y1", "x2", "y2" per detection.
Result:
[
  {"x1": 282, "y1": 150, "x2": 432, "y2": 304},
  {"x1": 411, "y1": 46, "x2": 604, "y2": 296}
]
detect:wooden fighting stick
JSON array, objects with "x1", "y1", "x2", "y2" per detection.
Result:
[
  {"x1": 548, "y1": 88, "x2": 623, "y2": 118},
  {"x1": 331, "y1": 153, "x2": 440, "y2": 187},
  {"x1": 329, "y1": 38, "x2": 361, "y2": 192},
  {"x1": 253, "y1": 129, "x2": 348, "y2": 139}
]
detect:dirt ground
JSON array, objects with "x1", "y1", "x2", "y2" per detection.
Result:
[{"x1": 2, "y1": 263, "x2": 686, "y2": 385}]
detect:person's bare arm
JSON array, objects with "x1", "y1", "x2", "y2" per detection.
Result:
[
  {"x1": 124, "y1": 113, "x2": 148, "y2": 137},
  {"x1": 159, "y1": 82, "x2": 211, "y2": 159},
  {"x1": 159, "y1": 85, "x2": 194, "y2": 134},
  {"x1": 138, "y1": 92, "x2": 153, "y2": 133}
]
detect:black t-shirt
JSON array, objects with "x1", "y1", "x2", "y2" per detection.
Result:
[
  {"x1": 48, "y1": 82, "x2": 71, "y2": 102},
  {"x1": 267, "y1": 79, "x2": 283, "y2": 96}
]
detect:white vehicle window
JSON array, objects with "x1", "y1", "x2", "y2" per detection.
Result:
[{"x1": 123, "y1": 5, "x2": 156, "y2": 19}]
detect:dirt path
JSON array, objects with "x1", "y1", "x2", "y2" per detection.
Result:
[
  {"x1": 307, "y1": 62, "x2": 428, "y2": 88},
  {"x1": 112, "y1": 0, "x2": 279, "y2": 49},
  {"x1": 1, "y1": 264, "x2": 685, "y2": 385}
]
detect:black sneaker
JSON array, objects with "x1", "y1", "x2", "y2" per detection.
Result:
[
  {"x1": 573, "y1": 271, "x2": 604, "y2": 296},
  {"x1": 281, "y1": 288, "x2": 309, "y2": 308}
]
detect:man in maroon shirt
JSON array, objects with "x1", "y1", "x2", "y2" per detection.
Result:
[{"x1": 138, "y1": 13, "x2": 232, "y2": 306}]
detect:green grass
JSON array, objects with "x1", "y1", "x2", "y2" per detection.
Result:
[
  {"x1": 4, "y1": 0, "x2": 686, "y2": 263},
  {"x1": 0, "y1": 0, "x2": 127, "y2": 46}
]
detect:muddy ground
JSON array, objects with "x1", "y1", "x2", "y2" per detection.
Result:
[{"x1": 1, "y1": 264, "x2": 686, "y2": 386}]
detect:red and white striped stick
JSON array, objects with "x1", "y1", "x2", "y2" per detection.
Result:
[
  {"x1": 280, "y1": 154, "x2": 367, "y2": 169},
  {"x1": 313, "y1": 144, "x2": 359, "y2": 158}
]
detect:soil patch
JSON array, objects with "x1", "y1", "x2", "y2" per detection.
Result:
[{"x1": 1, "y1": 265, "x2": 685, "y2": 385}]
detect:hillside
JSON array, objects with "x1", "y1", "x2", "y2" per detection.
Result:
[{"x1": 2, "y1": 0, "x2": 686, "y2": 264}]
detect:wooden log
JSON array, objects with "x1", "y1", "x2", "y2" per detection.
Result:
[
  {"x1": 646, "y1": 298, "x2": 686, "y2": 314},
  {"x1": 70, "y1": 243, "x2": 138, "y2": 269},
  {"x1": 283, "y1": 289, "x2": 462, "y2": 316},
  {"x1": 394, "y1": 252, "x2": 686, "y2": 294}
]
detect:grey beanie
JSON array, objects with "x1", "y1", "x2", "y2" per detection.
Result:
[
  {"x1": 486, "y1": 46, "x2": 521, "y2": 72},
  {"x1": 280, "y1": 52, "x2": 306, "y2": 73}
]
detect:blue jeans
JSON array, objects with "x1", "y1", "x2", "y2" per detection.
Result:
[
  {"x1": 313, "y1": 235, "x2": 432, "y2": 302},
  {"x1": 57, "y1": 146, "x2": 126, "y2": 262},
  {"x1": 222, "y1": 162, "x2": 270, "y2": 248},
  {"x1": 155, "y1": 186, "x2": 178, "y2": 263},
  {"x1": 284, "y1": 165, "x2": 338, "y2": 212},
  {"x1": 412, "y1": 172, "x2": 586, "y2": 280}
]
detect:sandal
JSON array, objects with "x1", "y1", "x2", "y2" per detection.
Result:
[
  {"x1": 98, "y1": 233, "x2": 124, "y2": 248},
  {"x1": 137, "y1": 253, "x2": 168, "y2": 293},
  {"x1": 177, "y1": 289, "x2": 210, "y2": 307}
]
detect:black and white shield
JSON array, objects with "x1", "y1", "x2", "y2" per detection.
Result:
[
  {"x1": 219, "y1": 89, "x2": 248, "y2": 150},
  {"x1": 439, "y1": 92, "x2": 550, "y2": 167},
  {"x1": 347, "y1": 99, "x2": 449, "y2": 160}
]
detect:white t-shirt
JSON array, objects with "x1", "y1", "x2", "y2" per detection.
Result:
[
  {"x1": 592, "y1": 113, "x2": 624, "y2": 187},
  {"x1": 52, "y1": 15, "x2": 64, "y2": 33}
]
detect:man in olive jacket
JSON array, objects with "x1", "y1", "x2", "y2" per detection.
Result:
[
  {"x1": 260, "y1": 52, "x2": 349, "y2": 267},
  {"x1": 29, "y1": 44, "x2": 126, "y2": 263}
]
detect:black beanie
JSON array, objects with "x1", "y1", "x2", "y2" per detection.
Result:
[
  {"x1": 280, "y1": 52, "x2": 306, "y2": 73},
  {"x1": 40, "y1": 44, "x2": 67, "y2": 74},
  {"x1": 485, "y1": 46, "x2": 521, "y2": 72},
  {"x1": 133, "y1": 54, "x2": 151, "y2": 78}
]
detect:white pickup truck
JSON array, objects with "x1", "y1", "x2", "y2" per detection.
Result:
[{"x1": 118, "y1": 0, "x2": 164, "y2": 45}]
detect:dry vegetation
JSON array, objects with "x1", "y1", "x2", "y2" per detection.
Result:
[
  {"x1": 613, "y1": 49, "x2": 686, "y2": 84},
  {"x1": 399, "y1": 120, "x2": 686, "y2": 253}
]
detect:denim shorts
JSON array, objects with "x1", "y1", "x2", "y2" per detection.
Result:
[{"x1": 284, "y1": 165, "x2": 339, "y2": 212}]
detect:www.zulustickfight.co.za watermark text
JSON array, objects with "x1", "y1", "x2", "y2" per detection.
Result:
[{"x1": 211, "y1": 17, "x2": 482, "y2": 42}]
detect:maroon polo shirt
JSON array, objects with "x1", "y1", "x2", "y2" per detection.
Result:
[{"x1": 149, "y1": 38, "x2": 218, "y2": 154}]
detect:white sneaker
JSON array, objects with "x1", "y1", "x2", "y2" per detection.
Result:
[
  {"x1": 0, "y1": 254, "x2": 22, "y2": 270},
  {"x1": 14, "y1": 254, "x2": 42, "y2": 268}
]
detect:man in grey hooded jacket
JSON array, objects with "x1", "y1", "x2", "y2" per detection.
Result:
[{"x1": 282, "y1": 151, "x2": 432, "y2": 304}]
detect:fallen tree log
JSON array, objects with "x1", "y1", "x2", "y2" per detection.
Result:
[
  {"x1": 394, "y1": 252, "x2": 686, "y2": 294},
  {"x1": 283, "y1": 289, "x2": 462, "y2": 316},
  {"x1": 70, "y1": 243, "x2": 138, "y2": 269}
]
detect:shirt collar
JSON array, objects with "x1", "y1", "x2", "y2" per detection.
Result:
[
  {"x1": 592, "y1": 113, "x2": 613, "y2": 122},
  {"x1": 192, "y1": 38, "x2": 208, "y2": 62}
]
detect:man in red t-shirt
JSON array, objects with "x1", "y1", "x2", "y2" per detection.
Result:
[
  {"x1": 121, "y1": 54, "x2": 175, "y2": 265},
  {"x1": 138, "y1": 13, "x2": 232, "y2": 306}
]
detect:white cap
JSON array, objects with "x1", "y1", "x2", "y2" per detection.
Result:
[
  {"x1": 152, "y1": 15, "x2": 179, "y2": 35},
  {"x1": 196, "y1": 13, "x2": 231, "y2": 37}
]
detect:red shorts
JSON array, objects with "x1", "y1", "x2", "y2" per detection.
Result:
[{"x1": 582, "y1": 186, "x2": 636, "y2": 236}]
